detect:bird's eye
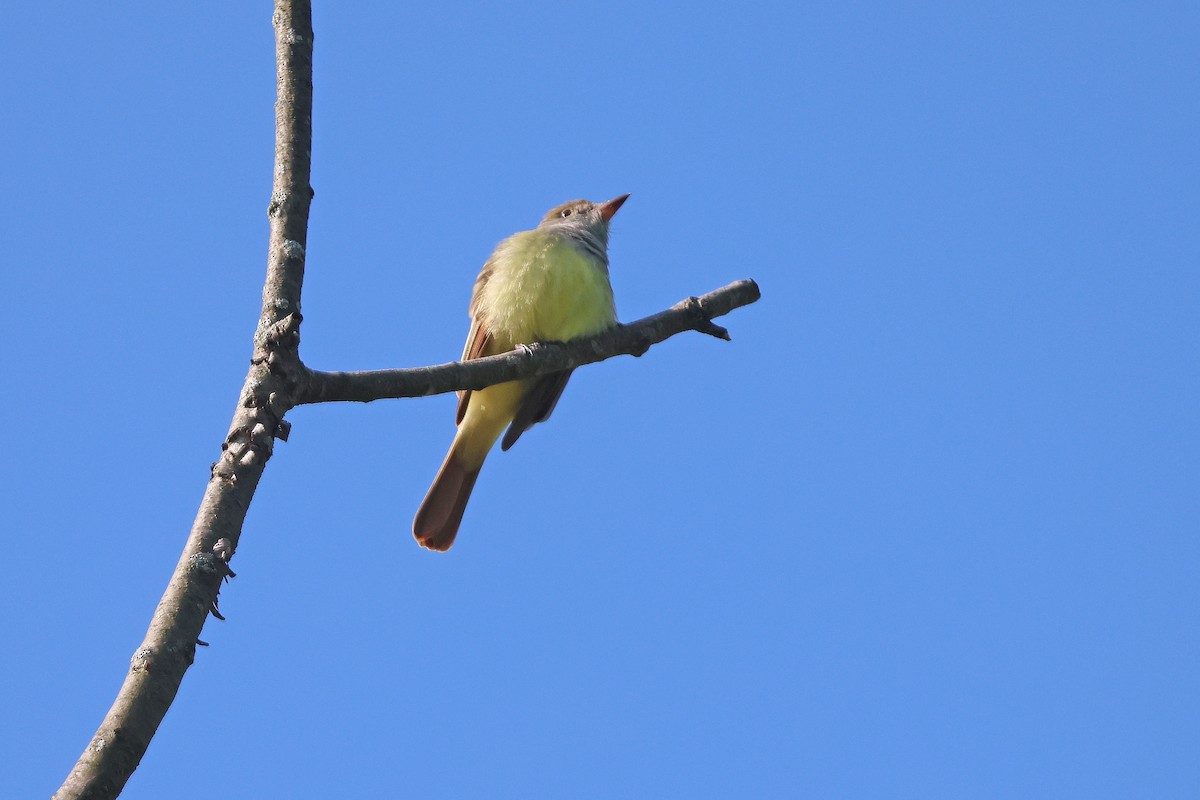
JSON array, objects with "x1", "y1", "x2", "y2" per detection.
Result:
[{"x1": 559, "y1": 208, "x2": 573, "y2": 218}]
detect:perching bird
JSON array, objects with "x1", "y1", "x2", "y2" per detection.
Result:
[{"x1": 413, "y1": 194, "x2": 629, "y2": 551}]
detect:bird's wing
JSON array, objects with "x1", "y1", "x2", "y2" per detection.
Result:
[
  {"x1": 500, "y1": 370, "x2": 573, "y2": 451},
  {"x1": 455, "y1": 319, "x2": 491, "y2": 425},
  {"x1": 455, "y1": 258, "x2": 495, "y2": 425}
]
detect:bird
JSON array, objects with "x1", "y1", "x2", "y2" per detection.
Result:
[{"x1": 413, "y1": 194, "x2": 630, "y2": 551}]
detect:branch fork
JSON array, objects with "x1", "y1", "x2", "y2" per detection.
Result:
[{"x1": 52, "y1": 2, "x2": 759, "y2": 797}]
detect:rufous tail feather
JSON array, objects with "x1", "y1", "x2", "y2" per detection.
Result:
[{"x1": 413, "y1": 443, "x2": 484, "y2": 551}]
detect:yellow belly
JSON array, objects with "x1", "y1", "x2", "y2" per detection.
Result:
[{"x1": 479, "y1": 231, "x2": 617, "y2": 350}]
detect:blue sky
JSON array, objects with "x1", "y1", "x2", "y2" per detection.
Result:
[{"x1": 3, "y1": 2, "x2": 1196, "y2": 798}]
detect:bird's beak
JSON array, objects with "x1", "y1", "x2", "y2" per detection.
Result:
[{"x1": 598, "y1": 193, "x2": 631, "y2": 221}]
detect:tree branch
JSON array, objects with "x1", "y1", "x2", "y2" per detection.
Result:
[
  {"x1": 54, "y1": 1, "x2": 760, "y2": 796},
  {"x1": 52, "y1": 3, "x2": 314, "y2": 798},
  {"x1": 297, "y1": 279, "x2": 761, "y2": 405}
]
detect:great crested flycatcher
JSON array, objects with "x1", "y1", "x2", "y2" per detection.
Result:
[{"x1": 413, "y1": 194, "x2": 630, "y2": 551}]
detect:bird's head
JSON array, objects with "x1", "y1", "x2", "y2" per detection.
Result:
[{"x1": 538, "y1": 194, "x2": 630, "y2": 239}]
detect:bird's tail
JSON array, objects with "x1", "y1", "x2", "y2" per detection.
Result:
[
  {"x1": 414, "y1": 380, "x2": 522, "y2": 551},
  {"x1": 413, "y1": 439, "x2": 484, "y2": 552}
]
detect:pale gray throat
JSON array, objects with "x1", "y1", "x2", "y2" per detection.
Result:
[{"x1": 560, "y1": 226, "x2": 610, "y2": 272}]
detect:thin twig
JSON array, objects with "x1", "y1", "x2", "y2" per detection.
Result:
[{"x1": 297, "y1": 279, "x2": 761, "y2": 405}]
